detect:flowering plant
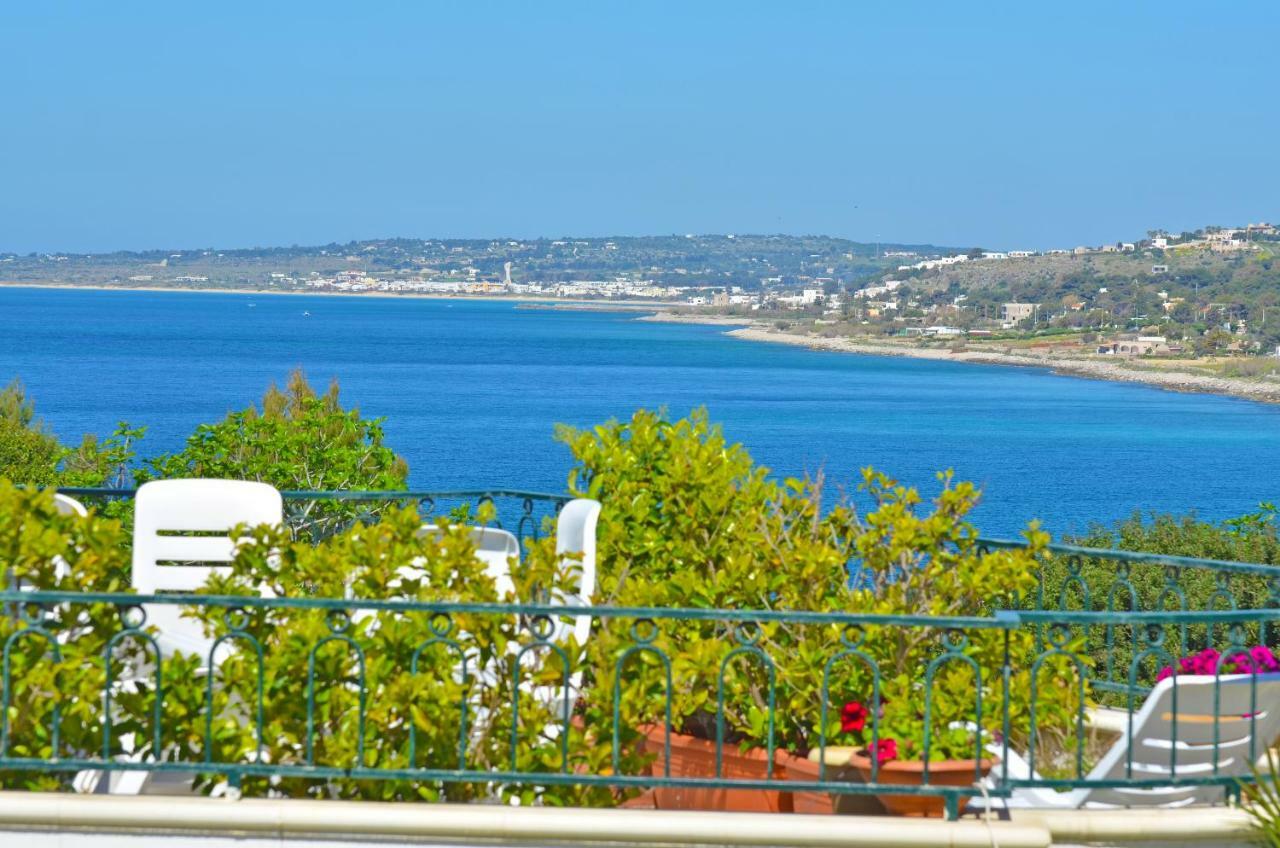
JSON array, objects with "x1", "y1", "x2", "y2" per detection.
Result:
[
  {"x1": 839, "y1": 699, "x2": 898, "y2": 764},
  {"x1": 1157, "y1": 645, "x2": 1280, "y2": 681},
  {"x1": 810, "y1": 471, "x2": 1085, "y2": 764}
]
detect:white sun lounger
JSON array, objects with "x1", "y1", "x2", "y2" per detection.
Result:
[{"x1": 979, "y1": 672, "x2": 1280, "y2": 810}]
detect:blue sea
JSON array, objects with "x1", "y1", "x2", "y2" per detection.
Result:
[{"x1": 1, "y1": 286, "x2": 1278, "y2": 537}]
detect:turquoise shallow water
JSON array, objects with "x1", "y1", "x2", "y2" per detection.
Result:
[{"x1": 1, "y1": 286, "x2": 1278, "y2": 536}]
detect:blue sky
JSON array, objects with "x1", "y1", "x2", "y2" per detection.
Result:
[{"x1": 2, "y1": 1, "x2": 1276, "y2": 253}]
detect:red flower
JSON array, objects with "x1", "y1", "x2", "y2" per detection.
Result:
[
  {"x1": 840, "y1": 701, "x2": 868, "y2": 734},
  {"x1": 872, "y1": 738, "x2": 897, "y2": 764}
]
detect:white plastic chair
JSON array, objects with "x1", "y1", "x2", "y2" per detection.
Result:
[
  {"x1": 78, "y1": 480, "x2": 283, "y2": 796},
  {"x1": 414, "y1": 498, "x2": 600, "y2": 635},
  {"x1": 979, "y1": 672, "x2": 1280, "y2": 810},
  {"x1": 131, "y1": 479, "x2": 284, "y2": 660},
  {"x1": 516, "y1": 499, "x2": 601, "y2": 731},
  {"x1": 430, "y1": 500, "x2": 601, "y2": 742},
  {"x1": 415, "y1": 524, "x2": 520, "y2": 597},
  {"x1": 53, "y1": 493, "x2": 88, "y2": 518},
  {"x1": 7, "y1": 493, "x2": 87, "y2": 587},
  {"x1": 547, "y1": 498, "x2": 601, "y2": 647},
  {"x1": 49, "y1": 493, "x2": 87, "y2": 581}
]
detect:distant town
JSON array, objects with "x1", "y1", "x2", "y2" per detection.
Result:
[
  {"x1": 0, "y1": 234, "x2": 938, "y2": 303},
  {"x1": 4, "y1": 223, "x2": 1280, "y2": 364}
]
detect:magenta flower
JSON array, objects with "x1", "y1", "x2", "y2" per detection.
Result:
[
  {"x1": 1252, "y1": 645, "x2": 1279, "y2": 671},
  {"x1": 840, "y1": 701, "x2": 868, "y2": 734},
  {"x1": 1161, "y1": 645, "x2": 1280, "y2": 680},
  {"x1": 872, "y1": 738, "x2": 897, "y2": 764}
]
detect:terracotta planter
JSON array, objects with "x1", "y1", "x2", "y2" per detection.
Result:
[
  {"x1": 849, "y1": 754, "x2": 995, "y2": 818},
  {"x1": 774, "y1": 751, "x2": 833, "y2": 815},
  {"x1": 640, "y1": 726, "x2": 792, "y2": 812},
  {"x1": 775, "y1": 751, "x2": 889, "y2": 816}
]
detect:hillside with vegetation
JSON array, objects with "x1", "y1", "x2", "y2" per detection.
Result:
[
  {"x1": 0, "y1": 234, "x2": 959, "y2": 294},
  {"x1": 845, "y1": 224, "x2": 1280, "y2": 353}
]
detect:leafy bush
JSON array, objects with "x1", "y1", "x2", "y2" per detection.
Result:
[
  {"x1": 832, "y1": 471, "x2": 1083, "y2": 764},
  {"x1": 1041, "y1": 507, "x2": 1280, "y2": 697},
  {"x1": 59, "y1": 423, "x2": 145, "y2": 491},
  {"x1": 0, "y1": 380, "x2": 142, "y2": 496},
  {"x1": 0, "y1": 483, "x2": 142, "y2": 790},
  {"x1": 0, "y1": 490, "x2": 601, "y2": 803},
  {"x1": 557, "y1": 409, "x2": 1082, "y2": 764},
  {"x1": 0, "y1": 381, "x2": 64, "y2": 486},
  {"x1": 160, "y1": 506, "x2": 579, "y2": 802},
  {"x1": 141, "y1": 370, "x2": 408, "y2": 538}
]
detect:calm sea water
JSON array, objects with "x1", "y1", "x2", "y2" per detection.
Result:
[{"x1": 1, "y1": 286, "x2": 1278, "y2": 536}]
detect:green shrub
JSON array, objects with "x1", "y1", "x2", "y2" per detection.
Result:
[
  {"x1": 59, "y1": 423, "x2": 145, "y2": 491},
  {"x1": 557, "y1": 409, "x2": 1082, "y2": 764},
  {"x1": 162, "y1": 506, "x2": 577, "y2": 802},
  {"x1": 0, "y1": 491, "x2": 601, "y2": 803},
  {"x1": 0, "y1": 380, "x2": 143, "y2": 497},
  {"x1": 1039, "y1": 507, "x2": 1280, "y2": 699},
  {"x1": 0, "y1": 483, "x2": 140, "y2": 790},
  {"x1": 141, "y1": 370, "x2": 408, "y2": 538},
  {"x1": 834, "y1": 471, "x2": 1083, "y2": 765},
  {"x1": 0, "y1": 381, "x2": 64, "y2": 486}
]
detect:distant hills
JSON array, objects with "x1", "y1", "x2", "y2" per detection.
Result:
[{"x1": 0, "y1": 235, "x2": 965, "y2": 291}]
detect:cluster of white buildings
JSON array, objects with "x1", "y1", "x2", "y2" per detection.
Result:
[
  {"x1": 899, "y1": 223, "x2": 1279, "y2": 269},
  {"x1": 898, "y1": 250, "x2": 1042, "y2": 272},
  {"x1": 900, "y1": 254, "x2": 972, "y2": 272},
  {"x1": 1151, "y1": 225, "x2": 1275, "y2": 253},
  {"x1": 851, "y1": 280, "x2": 902, "y2": 299},
  {"x1": 291, "y1": 269, "x2": 741, "y2": 302},
  {"x1": 545, "y1": 279, "x2": 688, "y2": 299}
]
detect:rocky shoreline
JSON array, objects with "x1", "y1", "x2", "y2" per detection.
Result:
[{"x1": 641, "y1": 312, "x2": 1280, "y2": 405}]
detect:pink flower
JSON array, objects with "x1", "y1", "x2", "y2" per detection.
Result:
[
  {"x1": 871, "y1": 738, "x2": 897, "y2": 765},
  {"x1": 1162, "y1": 645, "x2": 1279, "y2": 680},
  {"x1": 840, "y1": 701, "x2": 868, "y2": 734},
  {"x1": 1232, "y1": 656, "x2": 1256, "y2": 675},
  {"x1": 1198, "y1": 649, "x2": 1222, "y2": 675},
  {"x1": 1252, "y1": 645, "x2": 1279, "y2": 671}
]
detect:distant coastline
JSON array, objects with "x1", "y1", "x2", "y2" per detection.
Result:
[
  {"x1": 0, "y1": 281, "x2": 680, "y2": 309},
  {"x1": 9, "y1": 281, "x2": 1279, "y2": 405},
  {"x1": 640, "y1": 311, "x2": 1280, "y2": 405}
]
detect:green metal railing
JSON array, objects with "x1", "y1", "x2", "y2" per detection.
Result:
[
  {"x1": 4, "y1": 590, "x2": 1280, "y2": 818},
  {"x1": 0, "y1": 487, "x2": 1277, "y2": 819},
  {"x1": 56, "y1": 487, "x2": 570, "y2": 545}
]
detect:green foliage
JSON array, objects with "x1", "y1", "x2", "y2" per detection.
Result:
[
  {"x1": 0, "y1": 381, "x2": 63, "y2": 486},
  {"x1": 1245, "y1": 753, "x2": 1280, "y2": 848},
  {"x1": 556, "y1": 409, "x2": 1082, "y2": 765},
  {"x1": 0, "y1": 483, "x2": 139, "y2": 790},
  {"x1": 141, "y1": 370, "x2": 408, "y2": 538},
  {"x1": 834, "y1": 471, "x2": 1083, "y2": 763},
  {"x1": 158, "y1": 507, "x2": 560, "y2": 801},
  {"x1": 0, "y1": 380, "x2": 143, "y2": 494},
  {"x1": 59, "y1": 423, "x2": 145, "y2": 490},
  {"x1": 0, "y1": 492, "x2": 601, "y2": 803},
  {"x1": 1035, "y1": 508, "x2": 1280, "y2": 705}
]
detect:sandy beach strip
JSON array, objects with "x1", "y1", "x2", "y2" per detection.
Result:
[{"x1": 642, "y1": 311, "x2": 1280, "y2": 405}]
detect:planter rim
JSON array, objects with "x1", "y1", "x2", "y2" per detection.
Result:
[
  {"x1": 847, "y1": 753, "x2": 996, "y2": 774},
  {"x1": 774, "y1": 750, "x2": 819, "y2": 771},
  {"x1": 775, "y1": 750, "x2": 853, "y2": 769},
  {"x1": 639, "y1": 725, "x2": 774, "y2": 763}
]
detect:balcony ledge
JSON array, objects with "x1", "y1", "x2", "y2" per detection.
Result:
[{"x1": 0, "y1": 791, "x2": 1256, "y2": 848}]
